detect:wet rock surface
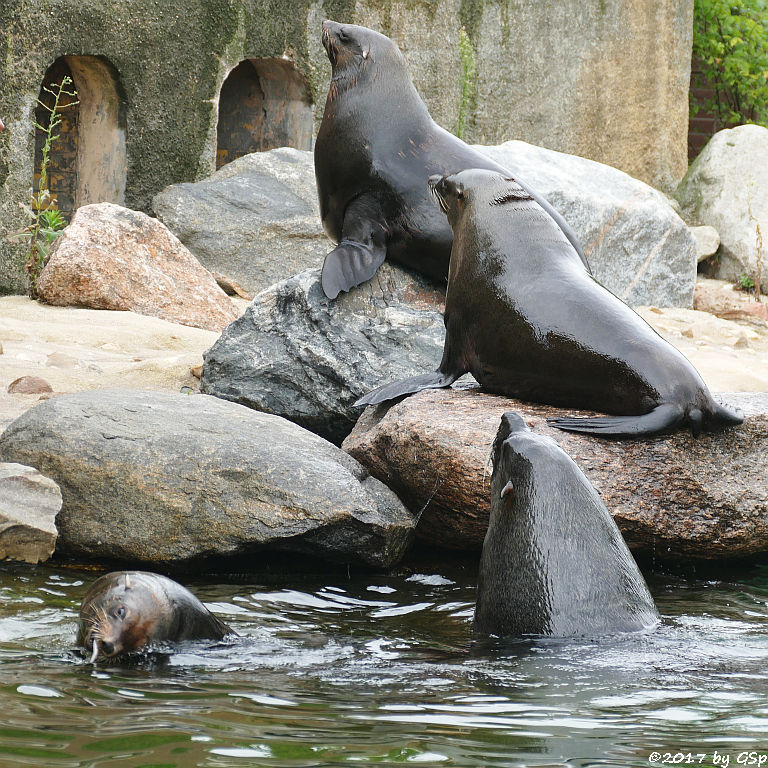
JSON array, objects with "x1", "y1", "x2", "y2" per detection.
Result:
[
  {"x1": 37, "y1": 203, "x2": 239, "y2": 331},
  {"x1": 343, "y1": 387, "x2": 767, "y2": 560},
  {"x1": 0, "y1": 462, "x2": 60, "y2": 564},
  {"x1": 201, "y1": 263, "x2": 448, "y2": 444},
  {"x1": 0, "y1": 390, "x2": 415, "y2": 569}
]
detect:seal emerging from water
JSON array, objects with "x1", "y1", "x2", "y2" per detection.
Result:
[
  {"x1": 474, "y1": 412, "x2": 659, "y2": 638},
  {"x1": 356, "y1": 169, "x2": 743, "y2": 437},
  {"x1": 77, "y1": 571, "x2": 233, "y2": 662},
  {"x1": 315, "y1": 21, "x2": 588, "y2": 299}
]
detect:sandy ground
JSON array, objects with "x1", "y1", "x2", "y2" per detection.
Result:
[{"x1": 0, "y1": 280, "x2": 766, "y2": 433}]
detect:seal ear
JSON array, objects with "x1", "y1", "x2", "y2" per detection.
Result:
[{"x1": 124, "y1": 574, "x2": 132, "y2": 590}]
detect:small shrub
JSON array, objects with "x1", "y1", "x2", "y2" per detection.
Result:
[
  {"x1": 692, "y1": 0, "x2": 768, "y2": 127},
  {"x1": 8, "y1": 76, "x2": 78, "y2": 296}
]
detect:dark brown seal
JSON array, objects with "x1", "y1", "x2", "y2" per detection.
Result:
[
  {"x1": 314, "y1": 21, "x2": 588, "y2": 299},
  {"x1": 474, "y1": 412, "x2": 659, "y2": 638},
  {"x1": 357, "y1": 169, "x2": 743, "y2": 437},
  {"x1": 77, "y1": 571, "x2": 233, "y2": 662}
]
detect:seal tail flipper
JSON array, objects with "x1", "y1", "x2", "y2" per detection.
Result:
[
  {"x1": 710, "y1": 401, "x2": 744, "y2": 428},
  {"x1": 355, "y1": 370, "x2": 459, "y2": 407},
  {"x1": 547, "y1": 403, "x2": 685, "y2": 437},
  {"x1": 321, "y1": 239, "x2": 387, "y2": 299}
]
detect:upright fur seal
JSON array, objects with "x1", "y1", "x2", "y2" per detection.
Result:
[
  {"x1": 77, "y1": 571, "x2": 232, "y2": 662},
  {"x1": 357, "y1": 169, "x2": 744, "y2": 438},
  {"x1": 474, "y1": 412, "x2": 659, "y2": 638},
  {"x1": 315, "y1": 20, "x2": 588, "y2": 299}
]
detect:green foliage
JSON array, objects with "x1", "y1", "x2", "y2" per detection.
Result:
[
  {"x1": 738, "y1": 272, "x2": 755, "y2": 291},
  {"x1": 692, "y1": 0, "x2": 768, "y2": 126},
  {"x1": 456, "y1": 27, "x2": 476, "y2": 140},
  {"x1": 8, "y1": 76, "x2": 77, "y2": 297}
]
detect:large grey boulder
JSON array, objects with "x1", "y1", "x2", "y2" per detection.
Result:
[
  {"x1": 478, "y1": 141, "x2": 697, "y2": 308},
  {"x1": 201, "y1": 263, "x2": 448, "y2": 445},
  {"x1": 156, "y1": 142, "x2": 695, "y2": 308},
  {"x1": 676, "y1": 125, "x2": 768, "y2": 293},
  {"x1": 153, "y1": 148, "x2": 328, "y2": 297},
  {"x1": 0, "y1": 463, "x2": 60, "y2": 564},
  {"x1": 343, "y1": 387, "x2": 766, "y2": 560},
  {"x1": 0, "y1": 390, "x2": 414, "y2": 569}
]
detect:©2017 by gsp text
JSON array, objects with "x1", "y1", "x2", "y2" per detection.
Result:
[{"x1": 649, "y1": 752, "x2": 768, "y2": 767}]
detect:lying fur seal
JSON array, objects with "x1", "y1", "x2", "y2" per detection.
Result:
[
  {"x1": 77, "y1": 571, "x2": 233, "y2": 662},
  {"x1": 474, "y1": 412, "x2": 660, "y2": 638},
  {"x1": 314, "y1": 20, "x2": 588, "y2": 299},
  {"x1": 356, "y1": 169, "x2": 743, "y2": 438}
]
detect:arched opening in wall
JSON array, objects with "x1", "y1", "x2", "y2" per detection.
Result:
[
  {"x1": 34, "y1": 56, "x2": 127, "y2": 222},
  {"x1": 216, "y1": 58, "x2": 313, "y2": 169}
]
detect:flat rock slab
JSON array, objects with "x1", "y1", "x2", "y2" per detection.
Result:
[
  {"x1": 37, "y1": 203, "x2": 239, "y2": 331},
  {"x1": 0, "y1": 463, "x2": 60, "y2": 563},
  {"x1": 201, "y1": 263, "x2": 448, "y2": 444},
  {"x1": 0, "y1": 390, "x2": 414, "y2": 569},
  {"x1": 343, "y1": 388, "x2": 767, "y2": 560}
]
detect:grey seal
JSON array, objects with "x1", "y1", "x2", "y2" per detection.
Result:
[{"x1": 473, "y1": 412, "x2": 660, "y2": 638}]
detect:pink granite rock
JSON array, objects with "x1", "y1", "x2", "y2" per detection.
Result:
[{"x1": 37, "y1": 203, "x2": 239, "y2": 331}]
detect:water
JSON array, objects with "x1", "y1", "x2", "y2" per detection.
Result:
[{"x1": 1, "y1": 557, "x2": 767, "y2": 767}]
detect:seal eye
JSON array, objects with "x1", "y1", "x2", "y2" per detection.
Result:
[
  {"x1": 338, "y1": 28, "x2": 350, "y2": 42},
  {"x1": 115, "y1": 605, "x2": 126, "y2": 619}
]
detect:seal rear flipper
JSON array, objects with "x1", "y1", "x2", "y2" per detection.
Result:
[
  {"x1": 547, "y1": 403, "x2": 685, "y2": 437},
  {"x1": 355, "y1": 370, "x2": 459, "y2": 407},
  {"x1": 321, "y1": 239, "x2": 387, "y2": 299}
]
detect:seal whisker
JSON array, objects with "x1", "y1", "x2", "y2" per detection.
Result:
[{"x1": 89, "y1": 639, "x2": 101, "y2": 664}]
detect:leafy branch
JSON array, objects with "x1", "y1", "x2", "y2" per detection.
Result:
[{"x1": 692, "y1": 0, "x2": 768, "y2": 127}]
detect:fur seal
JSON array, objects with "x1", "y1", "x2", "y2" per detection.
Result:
[
  {"x1": 474, "y1": 412, "x2": 659, "y2": 638},
  {"x1": 77, "y1": 571, "x2": 233, "y2": 662},
  {"x1": 356, "y1": 169, "x2": 744, "y2": 438},
  {"x1": 315, "y1": 20, "x2": 588, "y2": 299}
]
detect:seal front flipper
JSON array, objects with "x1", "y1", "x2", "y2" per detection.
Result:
[
  {"x1": 321, "y1": 198, "x2": 388, "y2": 299},
  {"x1": 321, "y1": 239, "x2": 387, "y2": 299},
  {"x1": 547, "y1": 403, "x2": 685, "y2": 437},
  {"x1": 355, "y1": 370, "x2": 459, "y2": 407}
]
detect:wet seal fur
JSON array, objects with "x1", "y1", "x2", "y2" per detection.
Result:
[
  {"x1": 315, "y1": 21, "x2": 588, "y2": 300},
  {"x1": 474, "y1": 412, "x2": 659, "y2": 638},
  {"x1": 77, "y1": 571, "x2": 233, "y2": 662},
  {"x1": 357, "y1": 169, "x2": 744, "y2": 438}
]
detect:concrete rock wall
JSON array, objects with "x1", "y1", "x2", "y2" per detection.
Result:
[{"x1": 1, "y1": 0, "x2": 693, "y2": 293}]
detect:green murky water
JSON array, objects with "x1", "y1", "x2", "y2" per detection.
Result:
[{"x1": 1, "y1": 558, "x2": 768, "y2": 767}]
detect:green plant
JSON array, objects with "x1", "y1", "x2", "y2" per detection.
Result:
[
  {"x1": 456, "y1": 27, "x2": 476, "y2": 140},
  {"x1": 9, "y1": 76, "x2": 78, "y2": 296},
  {"x1": 738, "y1": 271, "x2": 755, "y2": 291},
  {"x1": 692, "y1": 0, "x2": 768, "y2": 127}
]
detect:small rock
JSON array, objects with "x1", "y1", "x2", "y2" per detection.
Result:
[
  {"x1": 676, "y1": 125, "x2": 768, "y2": 292},
  {"x1": 8, "y1": 376, "x2": 53, "y2": 395},
  {"x1": 201, "y1": 263, "x2": 447, "y2": 444},
  {"x1": 343, "y1": 387, "x2": 767, "y2": 560},
  {"x1": 190, "y1": 364, "x2": 203, "y2": 379},
  {"x1": 690, "y1": 225, "x2": 721, "y2": 262},
  {"x1": 36, "y1": 203, "x2": 240, "y2": 332},
  {"x1": 0, "y1": 463, "x2": 60, "y2": 563},
  {"x1": 46, "y1": 352, "x2": 79, "y2": 369},
  {"x1": 212, "y1": 273, "x2": 252, "y2": 300},
  {"x1": 0, "y1": 390, "x2": 415, "y2": 569}
]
